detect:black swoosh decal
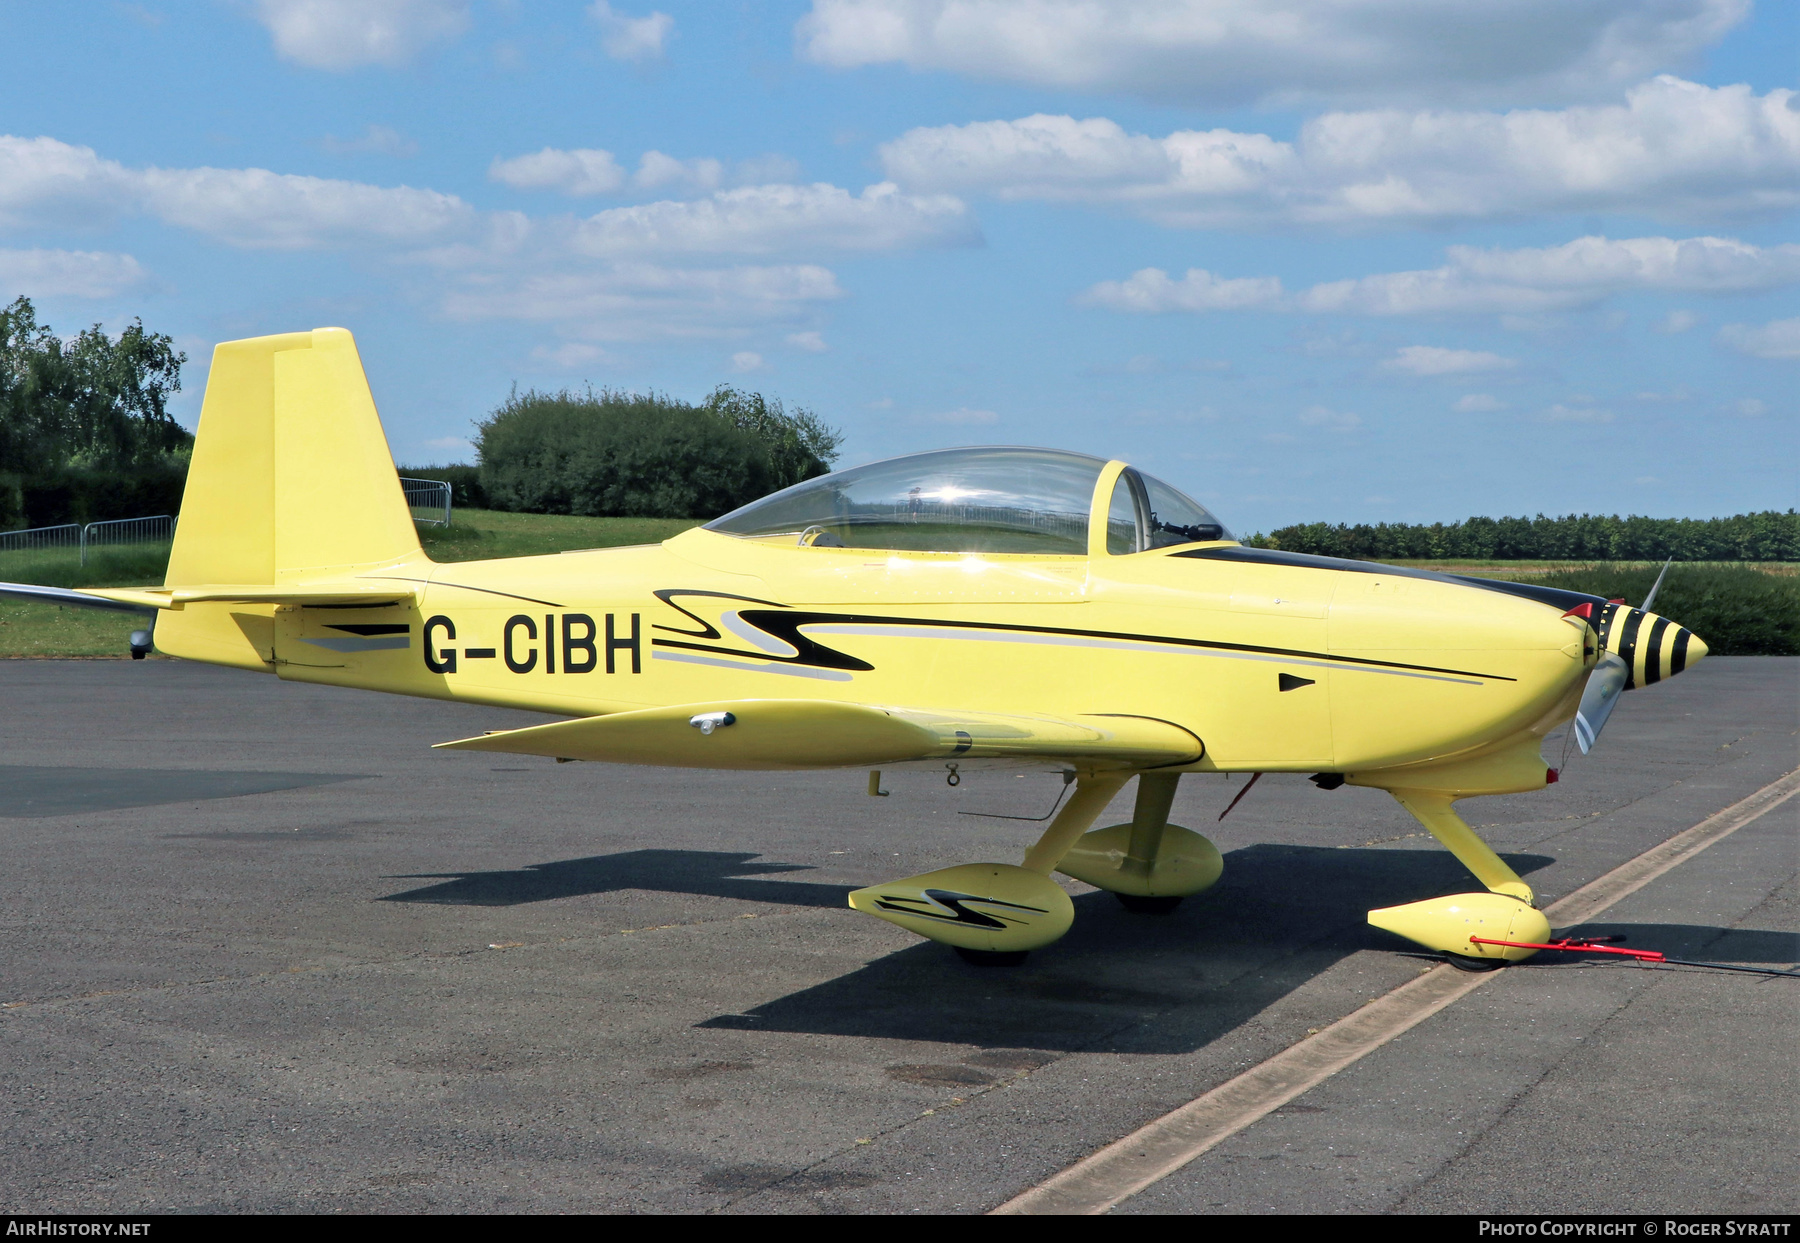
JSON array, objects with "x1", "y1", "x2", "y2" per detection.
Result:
[
  {"x1": 652, "y1": 588, "x2": 789, "y2": 641},
  {"x1": 873, "y1": 889, "x2": 1049, "y2": 930},
  {"x1": 654, "y1": 606, "x2": 1515, "y2": 682}
]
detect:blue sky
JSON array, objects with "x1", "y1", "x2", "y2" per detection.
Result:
[{"x1": 1, "y1": 0, "x2": 1794, "y2": 534}]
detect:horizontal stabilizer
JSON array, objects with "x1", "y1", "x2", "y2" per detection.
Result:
[
  {"x1": 0, "y1": 581, "x2": 158, "y2": 613},
  {"x1": 436, "y1": 700, "x2": 1203, "y2": 771},
  {"x1": 85, "y1": 584, "x2": 416, "y2": 610},
  {"x1": 0, "y1": 580, "x2": 415, "y2": 613}
]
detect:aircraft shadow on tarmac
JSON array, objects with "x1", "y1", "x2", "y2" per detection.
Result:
[
  {"x1": 379, "y1": 849, "x2": 851, "y2": 909},
  {"x1": 388, "y1": 841, "x2": 1586, "y2": 1055},
  {"x1": 685, "y1": 842, "x2": 1566, "y2": 1054},
  {"x1": 0, "y1": 764, "x2": 361, "y2": 818},
  {"x1": 1551, "y1": 922, "x2": 1799, "y2": 964}
]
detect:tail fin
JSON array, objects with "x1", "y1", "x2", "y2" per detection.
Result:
[
  {"x1": 167, "y1": 326, "x2": 420, "y2": 586},
  {"x1": 154, "y1": 328, "x2": 422, "y2": 670}
]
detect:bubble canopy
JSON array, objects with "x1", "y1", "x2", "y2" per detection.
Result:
[{"x1": 703, "y1": 446, "x2": 1230, "y2": 555}]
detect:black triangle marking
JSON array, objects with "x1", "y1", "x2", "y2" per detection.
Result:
[{"x1": 1278, "y1": 672, "x2": 1315, "y2": 692}]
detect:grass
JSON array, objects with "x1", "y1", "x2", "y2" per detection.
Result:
[
  {"x1": 0, "y1": 544, "x2": 173, "y2": 658},
  {"x1": 1500, "y1": 563, "x2": 1798, "y2": 656},
  {"x1": 1420, "y1": 561, "x2": 1798, "y2": 654},
  {"x1": 0, "y1": 543, "x2": 174, "y2": 590},
  {"x1": 416, "y1": 508, "x2": 699, "y2": 562},
  {"x1": 0, "y1": 599, "x2": 150, "y2": 658}
]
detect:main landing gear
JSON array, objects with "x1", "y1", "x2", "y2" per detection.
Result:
[{"x1": 846, "y1": 770, "x2": 1225, "y2": 965}]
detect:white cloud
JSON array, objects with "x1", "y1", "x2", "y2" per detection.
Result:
[
  {"x1": 730, "y1": 350, "x2": 766, "y2": 372},
  {"x1": 320, "y1": 124, "x2": 418, "y2": 158},
  {"x1": 0, "y1": 134, "x2": 918, "y2": 345},
  {"x1": 1298, "y1": 404, "x2": 1360, "y2": 431},
  {"x1": 878, "y1": 79, "x2": 1800, "y2": 227},
  {"x1": 1298, "y1": 235, "x2": 1800, "y2": 315},
  {"x1": 591, "y1": 2, "x2": 673, "y2": 62},
  {"x1": 1733, "y1": 397, "x2": 1768, "y2": 416},
  {"x1": 1453, "y1": 394, "x2": 1507, "y2": 413},
  {"x1": 0, "y1": 135, "x2": 136, "y2": 230},
  {"x1": 487, "y1": 149, "x2": 799, "y2": 197},
  {"x1": 530, "y1": 343, "x2": 610, "y2": 368},
  {"x1": 1383, "y1": 346, "x2": 1516, "y2": 376},
  {"x1": 786, "y1": 331, "x2": 828, "y2": 352},
  {"x1": 440, "y1": 262, "x2": 844, "y2": 341},
  {"x1": 135, "y1": 165, "x2": 470, "y2": 250},
  {"x1": 733, "y1": 154, "x2": 805, "y2": 186},
  {"x1": 1542, "y1": 402, "x2": 1615, "y2": 423},
  {"x1": 1718, "y1": 316, "x2": 1800, "y2": 360},
  {"x1": 799, "y1": 0, "x2": 1746, "y2": 107},
  {"x1": 0, "y1": 134, "x2": 472, "y2": 249},
  {"x1": 0, "y1": 248, "x2": 148, "y2": 299},
  {"x1": 1080, "y1": 267, "x2": 1284, "y2": 313},
  {"x1": 572, "y1": 181, "x2": 978, "y2": 257},
  {"x1": 633, "y1": 151, "x2": 724, "y2": 192},
  {"x1": 1090, "y1": 236, "x2": 1800, "y2": 319},
  {"x1": 1654, "y1": 309, "x2": 1699, "y2": 333},
  {"x1": 254, "y1": 0, "x2": 469, "y2": 70},
  {"x1": 490, "y1": 148, "x2": 628, "y2": 196},
  {"x1": 424, "y1": 435, "x2": 475, "y2": 454}
]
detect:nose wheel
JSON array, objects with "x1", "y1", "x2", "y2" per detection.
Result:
[{"x1": 1446, "y1": 952, "x2": 1509, "y2": 972}]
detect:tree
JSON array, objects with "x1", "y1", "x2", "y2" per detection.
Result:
[
  {"x1": 476, "y1": 387, "x2": 775, "y2": 518},
  {"x1": 0, "y1": 296, "x2": 189, "y2": 477},
  {"x1": 701, "y1": 384, "x2": 843, "y2": 491},
  {"x1": 475, "y1": 383, "x2": 846, "y2": 519}
]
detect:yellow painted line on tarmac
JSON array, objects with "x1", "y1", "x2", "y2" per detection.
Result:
[{"x1": 993, "y1": 767, "x2": 1800, "y2": 1216}]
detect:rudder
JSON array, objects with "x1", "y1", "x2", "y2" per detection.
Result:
[
  {"x1": 168, "y1": 327, "x2": 420, "y2": 585},
  {"x1": 158, "y1": 327, "x2": 422, "y2": 669}
]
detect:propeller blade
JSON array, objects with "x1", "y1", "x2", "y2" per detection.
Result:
[
  {"x1": 1641, "y1": 558, "x2": 1673, "y2": 613},
  {"x1": 1573, "y1": 652, "x2": 1629, "y2": 755}
]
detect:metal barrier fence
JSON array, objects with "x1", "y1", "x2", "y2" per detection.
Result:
[
  {"x1": 0, "y1": 477, "x2": 450, "y2": 570},
  {"x1": 400, "y1": 476, "x2": 452, "y2": 527},
  {"x1": 0, "y1": 515, "x2": 176, "y2": 566},
  {"x1": 0, "y1": 522, "x2": 81, "y2": 556}
]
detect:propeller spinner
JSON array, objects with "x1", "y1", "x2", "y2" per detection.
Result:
[{"x1": 1569, "y1": 563, "x2": 1708, "y2": 754}]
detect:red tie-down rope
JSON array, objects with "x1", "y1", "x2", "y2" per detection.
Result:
[{"x1": 1468, "y1": 935, "x2": 1800, "y2": 978}]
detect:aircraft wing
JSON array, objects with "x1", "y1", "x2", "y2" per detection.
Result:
[
  {"x1": 0, "y1": 582, "x2": 416, "y2": 611},
  {"x1": 435, "y1": 699, "x2": 1204, "y2": 771}
]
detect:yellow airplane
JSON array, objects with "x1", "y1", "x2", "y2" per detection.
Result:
[{"x1": 3, "y1": 328, "x2": 1710, "y2": 968}]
